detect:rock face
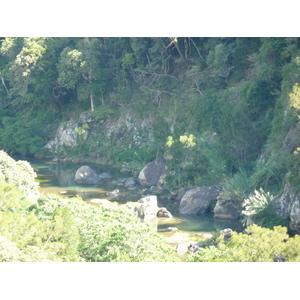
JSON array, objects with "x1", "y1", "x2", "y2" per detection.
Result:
[
  {"x1": 274, "y1": 184, "x2": 300, "y2": 233},
  {"x1": 179, "y1": 186, "x2": 220, "y2": 214},
  {"x1": 138, "y1": 158, "x2": 165, "y2": 187},
  {"x1": 74, "y1": 165, "x2": 100, "y2": 184},
  {"x1": 45, "y1": 121, "x2": 79, "y2": 153},
  {"x1": 213, "y1": 199, "x2": 242, "y2": 220}
]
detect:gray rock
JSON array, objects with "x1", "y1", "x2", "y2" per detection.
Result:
[
  {"x1": 157, "y1": 207, "x2": 172, "y2": 218},
  {"x1": 74, "y1": 165, "x2": 100, "y2": 184},
  {"x1": 164, "y1": 227, "x2": 179, "y2": 232},
  {"x1": 112, "y1": 178, "x2": 127, "y2": 185},
  {"x1": 106, "y1": 189, "x2": 120, "y2": 196},
  {"x1": 213, "y1": 198, "x2": 242, "y2": 220},
  {"x1": 196, "y1": 233, "x2": 213, "y2": 239},
  {"x1": 138, "y1": 158, "x2": 165, "y2": 187},
  {"x1": 136, "y1": 195, "x2": 158, "y2": 222},
  {"x1": 175, "y1": 243, "x2": 189, "y2": 254},
  {"x1": 188, "y1": 242, "x2": 200, "y2": 253},
  {"x1": 79, "y1": 111, "x2": 94, "y2": 125},
  {"x1": 220, "y1": 228, "x2": 233, "y2": 241},
  {"x1": 120, "y1": 168, "x2": 132, "y2": 174},
  {"x1": 45, "y1": 121, "x2": 78, "y2": 153},
  {"x1": 98, "y1": 172, "x2": 112, "y2": 179},
  {"x1": 274, "y1": 184, "x2": 300, "y2": 233},
  {"x1": 90, "y1": 199, "x2": 111, "y2": 205},
  {"x1": 124, "y1": 177, "x2": 137, "y2": 188},
  {"x1": 179, "y1": 186, "x2": 220, "y2": 214},
  {"x1": 124, "y1": 195, "x2": 159, "y2": 223}
]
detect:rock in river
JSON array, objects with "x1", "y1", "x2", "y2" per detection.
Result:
[
  {"x1": 138, "y1": 157, "x2": 165, "y2": 187},
  {"x1": 179, "y1": 186, "x2": 220, "y2": 214},
  {"x1": 74, "y1": 165, "x2": 100, "y2": 184}
]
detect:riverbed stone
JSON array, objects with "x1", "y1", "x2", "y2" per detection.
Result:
[
  {"x1": 164, "y1": 227, "x2": 179, "y2": 232},
  {"x1": 179, "y1": 186, "x2": 220, "y2": 214},
  {"x1": 213, "y1": 198, "x2": 242, "y2": 220},
  {"x1": 124, "y1": 177, "x2": 137, "y2": 188},
  {"x1": 74, "y1": 165, "x2": 100, "y2": 184},
  {"x1": 98, "y1": 172, "x2": 112, "y2": 179},
  {"x1": 138, "y1": 157, "x2": 165, "y2": 187},
  {"x1": 90, "y1": 199, "x2": 111, "y2": 205},
  {"x1": 157, "y1": 207, "x2": 172, "y2": 218}
]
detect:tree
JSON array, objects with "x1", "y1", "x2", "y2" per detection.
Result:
[
  {"x1": 5, "y1": 37, "x2": 47, "y2": 98},
  {"x1": 58, "y1": 38, "x2": 112, "y2": 111}
]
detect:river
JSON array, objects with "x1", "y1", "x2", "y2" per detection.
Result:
[{"x1": 21, "y1": 157, "x2": 243, "y2": 241}]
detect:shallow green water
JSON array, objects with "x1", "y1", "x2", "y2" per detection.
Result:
[{"x1": 20, "y1": 157, "x2": 244, "y2": 238}]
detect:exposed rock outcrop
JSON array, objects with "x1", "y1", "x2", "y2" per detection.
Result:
[
  {"x1": 179, "y1": 186, "x2": 220, "y2": 214},
  {"x1": 74, "y1": 165, "x2": 100, "y2": 185},
  {"x1": 45, "y1": 121, "x2": 78, "y2": 153},
  {"x1": 274, "y1": 184, "x2": 300, "y2": 233}
]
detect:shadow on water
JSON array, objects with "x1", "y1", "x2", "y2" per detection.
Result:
[{"x1": 16, "y1": 156, "x2": 244, "y2": 236}]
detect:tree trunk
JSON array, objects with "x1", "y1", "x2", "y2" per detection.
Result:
[
  {"x1": 90, "y1": 93, "x2": 95, "y2": 112},
  {"x1": 0, "y1": 70, "x2": 9, "y2": 93}
]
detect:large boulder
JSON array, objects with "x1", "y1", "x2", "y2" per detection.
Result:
[
  {"x1": 138, "y1": 158, "x2": 165, "y2": 187},
  {"x1": 74, "y1": 165, "x2": 100, "y2": 184},
  {"x1": 213, "y1": 199, "x2": 242, "y2": 220},
  {"x1": 157, "y1": 207, "x2": 172, "y2": 218},
  {"x1": 274, "y1": 184, "x2": 300, "y2": 233},
  {"x1": 124, "y1": 195, "x2": 158, "y2": 224},
  {"x1": 136, "y1": 195, "x2": 159, "y2": 222},
  {"x1": 179, "y1": 186, "x2": 220, "y2": 214}
]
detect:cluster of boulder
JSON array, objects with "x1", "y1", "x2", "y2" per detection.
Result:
[
  {"x1": 74, "y1": 157, "x2": 242, "y2": 221},
  {"x1": 74, "y1": 156, "x2": 300, "y2": 236}
]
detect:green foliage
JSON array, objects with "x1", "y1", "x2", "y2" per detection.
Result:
[
  {"x1": 219, "y1": 169, "x2": 250, "y2": 202},
  {"x1": 1, "y1": 38, "x2": 300, "y2": 230},
  {"x1": 164, "y1": 133, "x2": 226, "y2": 188},
  {"x1": 0, "y1": 109, "x2": 56, "y2": 156},
  {"x1": 242, "y1": 188, "x2": 289, "y2": 228},
  {"x1": 288, "y1": 83, "x2": 300, "y2": 119},
  {"x1": 0, "y1": 150, "x2": 39, "y2": 201},
  {"x1": 287, "y1": 146, "x2": 300, "y2": 192},
  {"x1": 241, "y1": 79, "x2": 275, "y2": 120},
  {"x1": 0, "y1": 179, "x2": 23, "y2": 211},
  {"x1": 187, "y1": 224, "x2": 300, "y2": 262},
  {"x1": 92, "y1": 106, "x2": 116, "y2": 121},
  {"x1": 33, "y1": 193, "x2": 179, "y2": 262},
  {"x1": 250, "y1": 160, "x2": 285, "y2": 195}
]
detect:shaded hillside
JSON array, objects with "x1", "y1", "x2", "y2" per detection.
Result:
[{"x1": 1, "y1": 37, "x2": 300, "y2": 196}]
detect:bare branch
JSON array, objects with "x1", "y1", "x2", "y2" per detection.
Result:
[{"x1": 188, "y1": 38, "x2": 205, "y2": 62}]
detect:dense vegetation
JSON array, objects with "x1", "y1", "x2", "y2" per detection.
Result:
[
  {"x1": 2, "y1": 37, "x2": 300, "y2": 261},
  {"x1": 2, "y1": 150, "x2": 300, "y2": 262},
  {"x1": 1, "y1": 38, "x2": 300, "y2": 192},
  {"x1": 0, "y1": 150, "x2": 179, "y2": 262}
]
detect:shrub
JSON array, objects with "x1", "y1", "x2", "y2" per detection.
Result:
[
  {"x1": 0, "y1": 150, "x2": 40, "y2": 202},
  {"x1": 242, "y1": 188, "x2": 289, "y2": 228},
  {"x1": 33, "y1": 193, "x2": 179, "y2": 262},
  {"x1": 187, "y1": 224, "x2": 300, "y2": 262}
]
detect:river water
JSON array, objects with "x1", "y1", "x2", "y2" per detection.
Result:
[{"x1": 22, "y1": 157, "x2": 243, "y2": 240}]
